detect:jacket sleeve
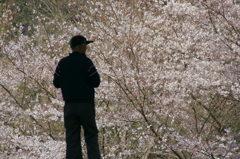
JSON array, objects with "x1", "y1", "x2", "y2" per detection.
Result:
[
  {"x1": 86, "y1": 58, "x2": 100, "y2": 88},
  {"x1": 53, "y1": 64, "x2": 61, "y2": 88}
]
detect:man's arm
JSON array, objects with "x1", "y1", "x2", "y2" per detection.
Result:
[
  {"x1": 86, "y1": 58, "x2": 100, "y2": 88},
  {"x1": 53, "y1": 65, "x2": 61, "y2": 88}
]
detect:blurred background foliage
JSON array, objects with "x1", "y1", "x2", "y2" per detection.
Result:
[{"x1": 0, "y1": 0, "x2": 239, "y2": 158}]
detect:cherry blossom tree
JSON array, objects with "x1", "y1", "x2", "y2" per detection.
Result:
[{"x1": 0, "y1": 0, "x2": 239, "y2": 158}]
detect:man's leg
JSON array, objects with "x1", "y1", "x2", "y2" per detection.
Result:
[
  {"x1": 64, "y1": 103, "x2": 82, "y2": 159},
  {"x1": 80, "y1": 102, "x2": 101, "y2": 159}
]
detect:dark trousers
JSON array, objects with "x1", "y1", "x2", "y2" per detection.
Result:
[{"x1": 64, "y1": 101, "x2": 101, "y2": 159}]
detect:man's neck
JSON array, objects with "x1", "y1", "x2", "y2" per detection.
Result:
[{"x1": 72, "y1": 50, "x2": 86, "y2": 55}]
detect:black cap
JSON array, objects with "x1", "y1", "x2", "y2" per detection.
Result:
[{"x1": 69, "y1": 35, "x2": 94, "y2": 48}]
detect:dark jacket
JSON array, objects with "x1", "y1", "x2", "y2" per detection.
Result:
[{"x1": 53, "y1": 52, "x2": 100, "y2": 101}]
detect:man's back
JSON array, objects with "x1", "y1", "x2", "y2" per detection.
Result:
[{"x1": 53, "y1": 52, "x2": 100, "y2": 101}]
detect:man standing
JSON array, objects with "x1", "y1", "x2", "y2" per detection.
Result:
[{"x1": 53, "y1": 35, "x2": 101, "y2": 159}]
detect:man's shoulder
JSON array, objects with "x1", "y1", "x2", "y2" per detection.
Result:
[
  {"x1": 58, "y1": 56, "x2": 68, "y2": 63},
  {"x1": 59, "y1": 53, "x2": 77, "y2": 61}
]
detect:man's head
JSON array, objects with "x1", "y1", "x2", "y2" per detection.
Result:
[{"x1": 69, "y1": 35, "x2": 94, "y2": 54}]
